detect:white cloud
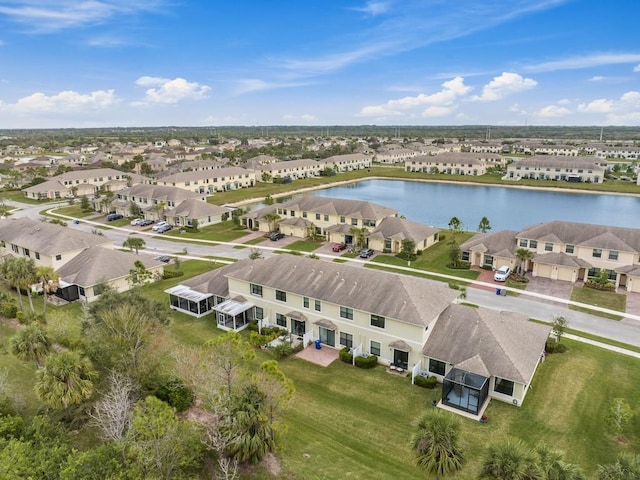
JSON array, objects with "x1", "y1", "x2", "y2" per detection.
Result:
[
  {"x1": 234, "y1": 78, "x2": 311, "y2": 95},
  {"x1": 0, "y1": 1, "x2": 167, "y2": 33},
  {"x1": 589, "y1": 76, "x2": 606, "y2": 82},
  {"x1": 282, "y1": 114, "x2": 317, "y2": 122},
  {"x1": 358, "y1": 76, "x2": 471, "y2": 118},
  {"x1": 634, "y1": 64, "x2": 640, "y2": 72},
  {"x1": 525, "y1": 53, "x2": 640, "y2": 73},
  {"x1": 350, "y1": 1, "x2": 391, "y2": 16},
  {"x1": 620, "y1": 91, "x2": 640, "y2": 103},
  {"x1": 422, "y1": 106, "x2": 453, "y2": 117},
  {"x1": 557, "y1": 98, "x2": 571, "y2": 105},
  {"x1": 133, "y1": 76, "x2": 210, "y2": 105},
  {"x1": 473, "y1": 72, "x2": 537, "y2": 101},
  {"x1": 537, "y1": 105, "x2": 571, "y2": 118},
  {"x1": 0, "y1": 89, "x2": 117, "y2": 113},
  {"x1": 577, "y1": 98, "x2": 613, "y2": 113}
]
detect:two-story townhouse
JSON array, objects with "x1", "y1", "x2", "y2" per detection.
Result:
[
  {"x1": 366, "y1": 217, "x2": 440, "y2": 254},
  {"x1": 324, "y1": 153, "x2": 371, "y2": 172},
  {"x1": 112, "y1": 184, "x2": 205, "y2": 217},
  {"x1": 166, "y1": 256, "x2": 550, "y2": 412},
  {"x1": 375, "y1": 146, "x2": 418, "y2": 164},
  {"x1": 405, "y1": 152, "x2": 500, "y2": 176},
  {"x1": 506, "y1": 156, "x2": 605, "y2": 183},
  {"x1": 241, "y1": 196, "x2": 398, "y2": 242},
  {"x1": 154, "y1": 166, "x2": 256, "y2": 194},
  {"x1": 253, "y1": 159, "x2": 326, "y2": 182}
]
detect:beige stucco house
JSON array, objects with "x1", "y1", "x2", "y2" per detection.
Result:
[
  {"x1": 366, "y1": 217, "x2": 440, "y2": 254},
  {"x1": 154, "y1": 166, "x2": 256, "y2": 194},
  {"x1": 405, "y1": 152, "x2": 503, "y2": 176},
  {"x1": 506, "y1": 156, "x2": 605, "y2": 183}
]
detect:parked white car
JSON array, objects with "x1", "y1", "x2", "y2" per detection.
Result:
[
  {"x1": 152, "y1": 221, "x2": 169, "y2": 231},
  {"x1": 130, "y1": 218, "x2": 143, "y2": 226},
  {"x1": 494, "y1": 265, "x2": 511, "y2": 282}
]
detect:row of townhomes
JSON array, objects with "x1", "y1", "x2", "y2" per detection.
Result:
[
  {"x1": 0, "y1": 218, "x2": 164, "y2": 302},
  {"x1": 404, "y1": 152, "x2": 505, "y2": 176},
  {"x1": 460, "y1": 221, "x2": 640, "y2": 292},
  {"x1": 165, "y1": 255, "x2": 551, "y2": 416},
  {"x1": 242, "y1": 195, "x2": 440, "y2": 254},
  {"x1": 505, "y1": 156, "x2": 606, "y2": 183}
]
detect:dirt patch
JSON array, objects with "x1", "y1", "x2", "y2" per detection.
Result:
[
  {"x1": 0, "y1": 316, "x2": 21, "y2": 329},
  {"x1": 180, "y1": 400, "x2": 216, "y2": 428},
  {"x1": 263, "y1": 452, "x2": 282, "y2": 476}
]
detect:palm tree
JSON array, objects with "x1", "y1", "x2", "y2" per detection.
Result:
[
  {"x1": 349, "y1": 226, "x2": 368, "y2": 249},
  {"x1": 482, "y1": 438, "x2": 543, "y2": 480},
  {"x1": 123, "y1": 237, "x2": 146, "y2": 254},
  {"x1": 412, "y1": 410, "x2": 464, "y2": 479},
  {"x1": 262, "y1": 213, "x2": 281, "y2": 233},
  {"x1": 153, "y1": 200, "x2": 167, "y2": 222},
  {"x1": 2, "y1": 257, "x2": 36, "y2": 312},
  {"x1": 35, "y1": 350, "x2": 97, "y2": 421},
  {"x1": 535, "y1": 444, "x2": 585, "y2": 480},
  {"x1": 36, "y1": 265, "x2": 59, "y2": 317},
  {"x1": 10, "y1": 323, "x2": 51, "y2": 368},
  {"x1": 515, "y1": 248, "x2": 534, "y2": 276},
  {"x1": 478, "y1": 216, "x2": 492, "y2": 233}
]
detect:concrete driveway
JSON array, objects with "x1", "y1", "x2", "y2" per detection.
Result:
[{"x1": 525, "y1": 277, "x2": 574, "y2": 304}]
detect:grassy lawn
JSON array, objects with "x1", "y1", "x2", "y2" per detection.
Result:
[
  {"x1": 53, "y1": 205, "x2": 99, "y2": 219},
  {"x1": 163, "y1": 221, "x2": 249, "y2": 242},
  {"x1": 284, "y1": 239, "x2": 323, "y2": 252},
  {"x1": 0, "y1": 190, "x2": 54, "y2": 204},
  {"x1": 570, "y1": 286, "x2": 626, "y2": 321}
]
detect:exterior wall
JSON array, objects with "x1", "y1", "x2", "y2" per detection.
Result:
[
  {"x1": 279, "y1": 224, "x2": 308, "y2": 238},
  {"x1": 156, "y1": 170, "x2": 256, "y2": 194},
  {"x1": 80, "y1": 266, "x2": 164, "y2": 302},
  {"x1": 227, "y1": 277, "x2": 426, "y2": 368},
  {"x1": 1, "y1": 243, "x2": 90, "y2": 269}
]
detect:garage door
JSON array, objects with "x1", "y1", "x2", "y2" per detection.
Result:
[
  {"x1": 557, "y1": 267, "x2": 574, "y2": 282},
  {"x1": 535, "y1": 264, "x2": 552, "y2": 278}
]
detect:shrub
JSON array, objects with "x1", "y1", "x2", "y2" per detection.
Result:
[
  {"x1": 414, "y1": 375, "x2": 438, "y2": 389},
  {"x1": 15, "y1": 311, "x2": 26, "y2": 324},
  {"x1": 545, "y1": 340, "x2": 568, "y2": 354},
  {"x1": 0, "y1": 302, "x2": 17, "y2": 319},
  {"x1": 354, "y1": 354, "x2": 378, "y2": 369},
  {"x1": 448, "y1": 261, "x2": 470, "y2": 270},
  {"x1": 273, "y1": 342, "x2": 293, "y2": 358},
  {"x1": 246, "y1": 321, "x2": 259, "y2": 332},
  {"x1": 162, "y1": 269, "x2": 184, "y2": 280},
  {"x1": 249, "y1": 332, "x2": 272, "y2": 347},
  {"x1": 339, "y1": 346, "x2": 353, "y2": 364},
  {"x1": 584, "y1": 279, "x2": 615, "y2": 291},
  {"x1": 154, "y1": 378, "x2": 194, "y2": 412}
]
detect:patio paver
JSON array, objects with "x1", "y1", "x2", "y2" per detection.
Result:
[{"x1": 295, "y1": 344, "x2": 339, "y2": 367}]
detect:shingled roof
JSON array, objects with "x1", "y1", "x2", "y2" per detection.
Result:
[
  {"x1": 278, "y1": 195, "x2": 397, "y2": 220},
  {"x1": 422, "y1": 304, "x2": 550, "y2": 383}
]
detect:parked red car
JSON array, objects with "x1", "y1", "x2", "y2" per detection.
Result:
[{"x1": 332, "y1": 243, "x2": 347, "y2": 252}]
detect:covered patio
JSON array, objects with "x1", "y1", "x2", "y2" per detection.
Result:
[
  {"x1": 441, "y1": 357, "x2": 490, "y2": 416},
  {"x1": 165, "y1": 284, "x2": 214, "y2": 318},
  {"x1": 214, "y1": 295, "x2": 254, "y2": 331}
]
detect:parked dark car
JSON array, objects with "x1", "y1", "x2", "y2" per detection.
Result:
[
  {"x1": 139, "y1": 219, "x2": 154, "y2": 226},
  {"x1": 332, "y1": 243, "x2": 347, "y2": 252},
  {"x1": 106, "y1": 213, "x2": 124, "y2": 221},
  {"x1": 359, "y1": 248, "x2": 374, "y2": 258},
  {"x1": 154, "y1": 255, "x2": 171, "y2": 263},
  {"x1": 269, "y1": 231, "x2": 285, "y2": 241},
  {"x1": 156, "y1": 224, "x2": 173, "y2": 233}
]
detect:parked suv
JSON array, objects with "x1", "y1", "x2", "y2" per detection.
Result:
[
  {"x1": 332, "y1": 243, "x2": 347, "y2": 252},
  {"x1": 106, "y1": 213, "x2": 123, "y2": 221},
  {"x1": 269, "y1": 231, "x2": 285, "y2": 241},
  {"x1": 156, "y1": 224, "x2": 172, "y2": 233},
  {"x1": 152, "y1": 221, "x2": 170, "y2": 232},
  {"x1": 359, "y1": 248, "x2": 374, "y2": 258},
  {"x1": 494, "y1": 265, "x2": 511, "y2": 282}
]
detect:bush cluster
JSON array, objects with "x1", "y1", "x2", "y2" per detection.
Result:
[
  {"x1": 153, "y1": 378, "x2": 194, "y2": 412},
  {"x1": 414, "y1": 375, "x2": 438, "y2": 389},
  {"x1": 339, "y1": 346, "x2": 353, "y2": 364},
  {"x1": 162, "y1": 269, "x2": 184, "y2": 279},
  {"x1": 0, "y1": 301, "x2": 17, "y2": 319},
  {"x1": 584, "y1": 279, "x2": 615, "y2": 291},
  {"x1": 545, "y1": 340, "x2": 568, "y2": 354},
  {"x1": 354, "y1": 354, "x2": 378, "y2": 369}
]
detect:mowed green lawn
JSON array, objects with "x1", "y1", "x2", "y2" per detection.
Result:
[{"x1": 163, "y1": 220, "x2": 248, "y2": 242}]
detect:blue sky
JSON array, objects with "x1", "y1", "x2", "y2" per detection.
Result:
[{"x1": 0, "y1": 0, "x2": 639, "y2": 128}]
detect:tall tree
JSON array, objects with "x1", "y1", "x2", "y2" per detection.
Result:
[
  {"x1": 478, "y1": 216, "x2": 492, "y2": 233},
  {"x1": 35, "y1": 265, "x2": 58, "y2": 317},
  {"x1": 10, "y1": 323, "x2": 51, "y2": 368},
  {"x1": 127, "y1": 396, "x2": 202, "y2": 480},
  {"x1": 262, "y1": 213, "x2": 281, "y2": 233},
  {"x1": 256, "y1": 360, "x2": 295, "y2": 425},
  {"x1": 535, "y1": 444, "x2": 585, "y2": 480},
  {"x1": 481, "y1": 438, "x2": 542, "y2": 480},
  {"x1": 89, "y1": 372, "x2": 136, "y2": 442},
  {"x1": 448, "y1": 216, "x2": 463, "y2": 234},
  {"x1": 412, "y1": 410, "x2": 464, "y2": 479},
  {"x1": 2, "y1": 257, "x2": 36, "y2": 312},
  {"x1": 515, "y1": 248, "x2": 534, "y2": 276},
  {"x1": 552, "y1": 315, "x2": 568, "y2": 343},
  {"x1": 123, "y1": 237, "x2": 145, "y2": 254},
  {"x1": 598, "y1": 454, "x2": 640, "y2": 480},
  {"x1": 35, "y1": 350, "x2": 97, "y2": 420}
]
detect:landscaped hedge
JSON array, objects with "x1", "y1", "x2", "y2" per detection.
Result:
[
  {"x1": 0, "y1": 302, "x2": 17, "y2": 319},
  {"x1": 354, "y1": 354, "x2": 378, "y2": 369},
  {"x1": 162, "y1": 269, "x2": 184, "y2": 279},
  {"x1": 339, "y1": 346, "x2": 353, "y2": 364},
  {"x1": 414, "y1": 375, "x2": 438, "y2": 389},
  {"x1": 545, "y1": 340, "x2": 568, "y2": 354},
  {"x1": 584, "y1": 279, "x2": 615, "y2": 291}
]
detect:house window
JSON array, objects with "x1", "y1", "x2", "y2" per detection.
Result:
[
  {"x1": 363, "y1": 219, "x2": 375, "y2": 227},
  {"x1": 315, "y1": 213, "x2": 320, "y2": 220},
  {"x1": 370, "y1": 341, "x2": 381, "y2": 356},
  {"x1": 22, "y1": 248, "x2": 30, "y2": 256},
  {"x1": 609, "y1": 251, "x2": 619, "y2": 261},
  {"x1": 351, "y1": 218, "x2": 358, "y2": 226},
  {"x1": 323, "y1": 214, "x2": 329, "y2": 222},
  {"x1": 340, "y1": 306, "x2": 353, "y2": 320},
  {"x1": 340, "y1": 216, "x2": 345, "y2": 223},
  {"x1": 429, "y1": 359, "x2": 446, "y2": 375},
  {"x1": 11, "y1": 244, "x2": 18, "y2": 253},
  {"x1": 565, "y1": 244, "x2": 574, "y2": 254},
  {"x1": 78, "y1": 286, "x2": 85, "y2": 296},
  {"x1": 276, "y1": 313, "x2": 287, "y2": 327},
  {"x1": 340, "y1": 332, "x2": 353, "y2": 349},
  {"x1": 250, "y1": 284, "x2": 263, "y2": 297},
  {"x1": 215, "y1": 296, "x2": 226, "y2": 305},
  {"x1": 592, "y1": 248, "x2": 602, "y2": 258},
  {"x1": 519, "y1": 239, "x2": 528, "y2": 247},
  {"x1": 302, "y1": 211, "x2": 307, "y2": 218},
  {"x1": 35, "y1": 252, "x2": 40, "y2": 260},
  {"x1": 494, "y1": 377, "x2": 515, "y2": 396},
  {"x1": 314, "y1": 299, "x2": 321, "y2": 312},
  {"x1": 384, "y1": 239, "x2": 392, "y2": 250},
  {"x1": 529, "y1": 240, "x2": 538, "y2": 249},
  {"x1": 370, "y1": 314, "x2": 385, "y2": 329},
  {"x1": 303, "y1": 297, "x2": 309, "y2": 308},
  {"x1": 55, "y1": 254, "x2": 62, "y2": 261},
  {"x1": 254, "y1": 306, "x2": 264, "y2": 320},
  {"x1": 275, "y1": 290, "x2": 287, "y2": 302},
  {"x1": 545, "y1": 242, "x2": 553, "y2": 252},
  {"x1": 461, "y1": 251, "x2": 470, "y2": 262},
  {"x1": 483, "y1": 255, "x2": 493, "y2": 267}
]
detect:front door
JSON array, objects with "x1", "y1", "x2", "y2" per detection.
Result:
[
  {"x1": 318, "y1": 327, "x2": 335, "y2": 347},
  {"x1": 393, "y1": 350, "x2": 409, "y2": 370},
  {"x1": 292, "y1": 319, "x2": 306, "y2": 337}
]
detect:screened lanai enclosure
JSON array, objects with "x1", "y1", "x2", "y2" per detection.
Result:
[{"x1": 442, "y1": 367, "x2": 489, "y2": 415}]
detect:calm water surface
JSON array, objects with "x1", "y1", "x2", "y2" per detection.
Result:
[{"x1": 304, "y1": 179, "x2": 640, "y2": 231}]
